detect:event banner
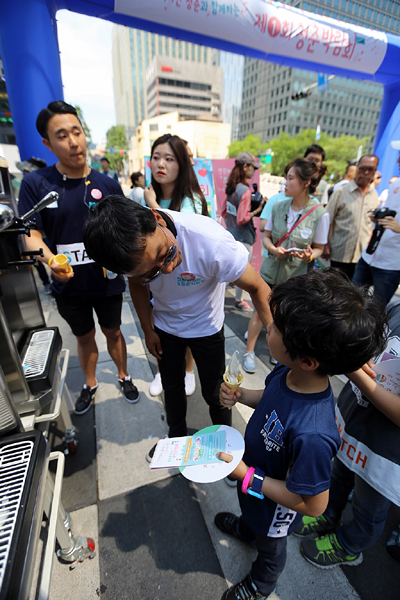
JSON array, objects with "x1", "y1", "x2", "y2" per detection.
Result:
[
  {"x1": 115, "y1": 0, "x2": 387, "y2": 75},
  {"x1": 144, "y1": 156, "x2": 215, "y2": 218},
  {"x1": 212, "y1": 159, "x2": 262, "y2": 274}
]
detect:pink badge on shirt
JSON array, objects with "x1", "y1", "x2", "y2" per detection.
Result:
[
  {"x1": 91, "y1": 189, "x2": 102, "y2": 200},
  {"x1": 181, "y1": 272, "x2": 196, "y2": 281}
]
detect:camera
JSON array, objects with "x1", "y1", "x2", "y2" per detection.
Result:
[
  {"x1": 366, "y1": 207, "x2": 397, "y2": 255},
  {"x1": 251, "y1": 183, "x2": 263, "y2": 212}
]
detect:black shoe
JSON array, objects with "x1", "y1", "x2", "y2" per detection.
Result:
[
  {"x1": 74, "y1": 383, "x2": 98, "y2": 415},
  {"x1": 221, "y1": 574, "x2": 274, "y2": 600},
  {"x1": 146, "y1": 435, "x2": 168, "y2": 463},
  {"x1": 119, "y1": 376, "x2": 140, "y2": 403},
  {"x1": 214, "y1": 512, "x2": 256, "y2": 548}
]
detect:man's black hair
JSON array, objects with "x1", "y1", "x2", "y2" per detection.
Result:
[
  {"x1": 101, "y1": 157, "x2": 110, "y2": 164},
  {"x1": 83, "y1": 195, "x2": 157, "y2": 274},
  {"x1": 269, "y1": 268, "x2": 387, "y2": 376},
  {"x1": 36, "y1": 100, "x2": 80, "y2": 140},
  {"x1": 304, "y1": 144, "x2": 325, "y2": 162}
]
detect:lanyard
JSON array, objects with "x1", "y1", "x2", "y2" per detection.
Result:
[{"x1": 275, "y1": 204, "x2": 320, "y2": 247}]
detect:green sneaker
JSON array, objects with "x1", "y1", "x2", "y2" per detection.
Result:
[
  {"x1": 300, "y1": 533, "x2": 363, "y2": 569},
  {"x1": 292, "y1": 514, "x2": 340, "y2": 538}
]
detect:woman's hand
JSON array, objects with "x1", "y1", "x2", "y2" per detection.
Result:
[
  {"x1": 220, "y1": 382, "x2": 240, "y2": 408},
  {"x1": 292, "y1": 245, "x2": 313, "y2": 263},
  {"x1": 143, "y1": 184, "x2": 159, "y2": 208},
  {"x1": 273, "y1": 246, "x2": 287, "y2": 260}
]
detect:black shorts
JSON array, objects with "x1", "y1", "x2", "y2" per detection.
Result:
[{"x1": 54, "y1": 293, "x2": 123, "y2": 337}]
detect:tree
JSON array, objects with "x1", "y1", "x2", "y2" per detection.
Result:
[
  {"x1": 104, "y1": 125, "x2": 128, "y2": 173},
  {"x1": 75, "y1": 105, "x2": 92, "y2": 145},
  {"x1": 228, "y1": 134, "x2": 269, "y2": 159},
  {"x1": 268, "y1": 129, "x2": 370, "y2": 179}
]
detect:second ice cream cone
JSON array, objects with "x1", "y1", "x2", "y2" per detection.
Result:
[{"x1": 223, "y1": 372, "x2": 243, "y2": 393}]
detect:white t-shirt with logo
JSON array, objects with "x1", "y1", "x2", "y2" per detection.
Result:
[
  {"x1": 149, "y1": 210, "x2": 249, "y2": 338},
  {"x1": 361, "y1": 179, "x2": 400, "y2": 271}
]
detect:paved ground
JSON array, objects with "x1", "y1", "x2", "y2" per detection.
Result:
[{"x1": 32, "y1": 279, "x2": 400, "y2": 600}]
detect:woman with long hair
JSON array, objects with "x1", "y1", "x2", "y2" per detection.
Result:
[
  {"x1": 243, "y1": 158, "x2": 329, "y2": 373},
  {"x1": 143, "y1": 133, "x2": 208, "y2": 397},
  {"x1": 222, "y1": 152, "x2": 266, "y2": 311},
  {"x1": 143, "y1": 133, "x2": 208, "y2": 215}
]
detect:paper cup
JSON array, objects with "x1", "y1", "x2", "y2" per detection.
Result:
[{"x1": 53, "y1": 253, "x2": 72, "y2": 273}]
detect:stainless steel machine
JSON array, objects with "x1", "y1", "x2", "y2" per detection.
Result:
[{"x1": 0, "y1": 158, "x2": 95, "y2": 600}]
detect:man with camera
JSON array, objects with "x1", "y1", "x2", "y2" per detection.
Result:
[
  {"x1": 323, "y1": 154, "x2": 380, "y2": 279},
  {"x1": 353, "y1": 146, "x2": 400, "y2": 304}
]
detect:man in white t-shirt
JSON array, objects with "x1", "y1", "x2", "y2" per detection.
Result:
[
  {"x1": 83, "y1": 197, "x2": 273, "y2": 459},
  {"x1": 353, "y1": 149, "x2": 400, "y2": 304}
]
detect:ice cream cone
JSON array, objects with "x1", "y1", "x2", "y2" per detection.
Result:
[
  {"x1": 223, "y1": 372, "x2": 243, "y2": 393},
  {"x1": 53, "y1": 253, "x2": 72, "y2": 274}
]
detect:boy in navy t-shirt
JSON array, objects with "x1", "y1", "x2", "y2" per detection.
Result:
[{"x1": 215, "y1": 269, "x2": 387, "y2": 600}]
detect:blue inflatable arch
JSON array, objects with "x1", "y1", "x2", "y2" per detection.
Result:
[{"x1": 0, "y1": 0, "x2": 399, "y2": 185}]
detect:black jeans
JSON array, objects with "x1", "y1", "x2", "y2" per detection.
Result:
[
  {"x1": 155, "y1": 326, "x2": 231, "y2": 437},
  {"x1": 239, "y1": 517, "x2": 287, "y2": 595}
]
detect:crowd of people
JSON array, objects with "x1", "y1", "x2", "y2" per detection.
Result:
[{"x1": 17, "y1": 99, "x2": 400, "y2": 600}]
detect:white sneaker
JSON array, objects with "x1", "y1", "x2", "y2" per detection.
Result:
[
  {"x1": 149, "y1": 372, "x2": 163, "y2": 396},
  {"x1": 185, "y1": 371, "x2": 196, "y2": 396}
]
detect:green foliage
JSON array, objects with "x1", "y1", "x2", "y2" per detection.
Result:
[
  {"x1": 104, "y1": 125, "x2": 128, "y2": 173},
  {"x1": 74, "y1": 105, "x2": 92, "y2": 144},
  {"x1": 228, "y1": 134, "x2": 270, "y2": 158},
  {"x1": 267, "y1": 129, "x2": 370, "y2": 179}
]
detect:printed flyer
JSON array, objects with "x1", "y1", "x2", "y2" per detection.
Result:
[{"x1": 150, "y1": 430, "x2": 226, "y2": 470}]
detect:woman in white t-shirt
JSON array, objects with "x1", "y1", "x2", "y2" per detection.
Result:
[
  {"x1": 142, "y1": 133, "x2": 209, "y2": 397},
  {"x1": 243, "y1": 158, "x2": 329, "y2": 373},
  {"x1": 127, "y1": 171, "x2": 145, "y2": 203}
]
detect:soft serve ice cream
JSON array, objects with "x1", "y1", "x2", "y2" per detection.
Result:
[{"x1": 223, "y1": 350, "x2": 243, "y2": 392}]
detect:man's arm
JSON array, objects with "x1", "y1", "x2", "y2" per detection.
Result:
[
  {"x1": 23, "y1": 230, "x2": 73, "y2": 282},
  {"x1": 233, "y1": 263, "x2": 273, "y2": 327},
  {"x1": 128, "y1": 278, "x2": 162, "y2": 359}
]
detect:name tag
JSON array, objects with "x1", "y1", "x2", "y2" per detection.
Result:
[
  {"x1": 56, "y1": 242, "x2": 94, "y2": 266},
  {"x1": 226, "y1": 202, "x2": 237, "y2": 217}
]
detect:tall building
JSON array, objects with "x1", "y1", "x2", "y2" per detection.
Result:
[
  {"x1": 219, "y1": 51, "x2": 244, "y2": 142},
  {"x1": 146, "y1": 56, "x2": 223, "y2": 121},
  {"x1": 240, "y1": 0, "x2": 400, "y2": 147},
  {"x1": 112, "y1": 26, "x2": 219, "y2": 138}
]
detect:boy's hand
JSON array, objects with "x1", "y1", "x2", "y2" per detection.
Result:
[
  {"x1": 217, "y1": 455, "x2": 249, "y2": 481},
  {"x1": 220, "y1": 382, "x2": 240, "y2": 408},
  {"x1": 361, "y1": 359, "x2": 377, "y2": 379}
]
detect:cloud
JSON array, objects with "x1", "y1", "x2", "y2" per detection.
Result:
[{"x1": 56, "y1": 10, "x2": 116, "y2": 142}]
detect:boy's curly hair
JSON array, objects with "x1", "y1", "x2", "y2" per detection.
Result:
[{"x1": 269, "y1": 268, "x2": 387, "y2": 375}]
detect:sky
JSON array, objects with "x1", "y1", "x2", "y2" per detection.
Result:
[{"x1": 56, "y1": 10, "x2": 115, "y2": 144}]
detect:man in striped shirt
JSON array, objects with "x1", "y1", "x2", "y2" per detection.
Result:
[{"x1": 323, "y1": 154, "x2": 380, "y2": 279}]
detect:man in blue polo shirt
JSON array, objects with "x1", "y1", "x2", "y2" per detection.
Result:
[{"x1": 18, "y1": 100, "x2": 139, "y2": 414}]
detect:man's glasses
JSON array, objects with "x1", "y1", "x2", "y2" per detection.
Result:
[{"x1": 139, "y1": 224, "x2": 177, "y2": 284}]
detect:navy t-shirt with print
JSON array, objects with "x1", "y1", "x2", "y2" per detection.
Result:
[
  {"x1": 239, "y1": 364, "x2": 340, "y2": 537},
  {"x1": 18, "y1": 166, "x2": 125, "y2": 298}
]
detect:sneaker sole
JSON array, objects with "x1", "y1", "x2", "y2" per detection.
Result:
[
  {"x1": 74, "y1": 401, "x2": 93, "y2": 416},
  {"x1": 125, "y1": 393, "x2": 140, "y2": 404},
  {"x1": 300, "y1": 547, "x2": 363, "y2": 569}
]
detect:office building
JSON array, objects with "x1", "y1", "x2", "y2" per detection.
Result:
[
  {"x1": 112, "y1": 25, "x2": 219, "y2": 138},
  {"x1": 146, "y1": 56, "x2": 223, "y2": 121},
  {"x1": 219, "y1": 51, "x2": 244, "y2": 142},
  {"x1": 240, "y1": 0, "x2": 400, "y2": 147},
  {"x1": 128, "y1": 111, "x2": 231, "y2": 172}
]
